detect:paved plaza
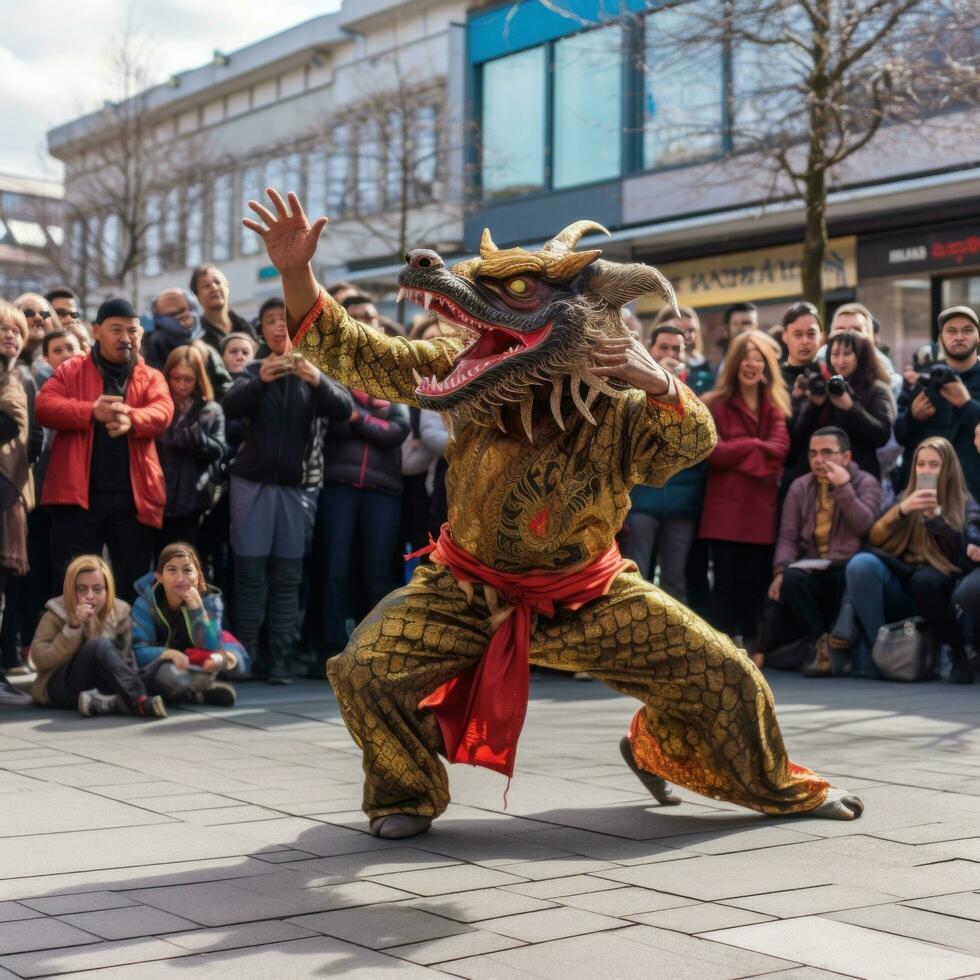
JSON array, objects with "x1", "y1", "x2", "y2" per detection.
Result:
[{"x1": 0, "y1": 671, "x2": 979, "y2": 978}]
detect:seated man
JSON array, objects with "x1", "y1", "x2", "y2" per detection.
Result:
[{"x1": 766, "y1": 427, "x2": 881, "y2": 673}]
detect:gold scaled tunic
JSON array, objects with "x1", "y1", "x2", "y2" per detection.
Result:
[{"x1": 295, "y1": 291, "x2": 831, "y2": 821}]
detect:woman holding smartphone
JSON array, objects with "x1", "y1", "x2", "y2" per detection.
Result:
[{"x1": 845, "y1": 436, "x2": 980, "y2": 679}]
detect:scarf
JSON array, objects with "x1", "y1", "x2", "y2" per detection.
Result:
[
  {"x1": 413, "y1": 524, "x2": 630, "y2": 778},
  {"x1": 92, "y1": 342, "x2": 134, "y2": 396}
]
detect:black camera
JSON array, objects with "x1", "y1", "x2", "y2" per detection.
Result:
[
  {"x1": 827, "y1": 374, "x2": 847, "y2": 397},
  {"x1": 912, "y1": 361, "x2": 959, "y2": 395},
  {"x1": 802, "y1": 364, "x2": 826, "y2": 395}
]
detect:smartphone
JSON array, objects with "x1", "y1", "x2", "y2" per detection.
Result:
[{"x1": 918, "y1": 473, "x2": 938, "y2": 492}]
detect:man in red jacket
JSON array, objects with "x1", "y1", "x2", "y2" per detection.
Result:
[{"x1": 36, "y1": 299, "x2": 174, "y2": 602}]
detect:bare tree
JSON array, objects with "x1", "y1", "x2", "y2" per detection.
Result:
[
  {"x1": 306, "y1": 50, "x2": 462, "y2": 320},
  {"x1": 41, "y1": 20, "x2": 210, "y2": 307}
]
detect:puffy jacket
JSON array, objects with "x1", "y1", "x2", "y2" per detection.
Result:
[
  {"x1": 158, "y1": 398, "x2": 226, "y2": 517},
  {"x1": 774, "y1": 463, "x2": 882, "y2": 571},
  {"x1": 221, "y1": 350, "x2": 353, "y2": 487},
  {"x1": 131, "y1": 571, "x2": 246, "y2": 670},
  {"x1": 699, "y1": 392, "x2": 790, "y2": 545},
  {"x1": 322, "y1": 389, "x2": 411, "y2": 495},
  {"x1": 143, "y1": 318, "x2": 232, "y2": 399},
  {"x1": 629, "y1": 462, "x2": 707, "y2": 520},
  {"x1": 36, "y1": 352, "x2": 174, "y2": 527},
  {"x1": 30, "y1": 596, "x2": 132, "y2": 705},
  {"x1": 790, "y1": 380, "x2": 894, "y2": 480}
]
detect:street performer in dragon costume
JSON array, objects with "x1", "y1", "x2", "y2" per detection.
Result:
[{"x1": 243, "y1": 188, "x2": 864, "y2": 839}]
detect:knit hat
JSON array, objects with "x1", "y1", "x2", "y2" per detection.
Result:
[
  {"x1": 95, "y1": 298, "x2": 137, "y2": 324},
  {"x1": 938, "y1": 306, "x2": 979, "y2": 331}
]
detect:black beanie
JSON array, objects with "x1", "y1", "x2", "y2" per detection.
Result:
[{"x1": 95, "y1": 298, "x2": 137, "y2": 324}]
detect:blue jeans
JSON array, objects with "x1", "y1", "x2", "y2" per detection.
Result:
[
  {"x1": 319, "y1": 482, "x2": 403, "y2": 657},
  {"x1": 845, "y1": 553, "x2": 915, "y2": 677}
]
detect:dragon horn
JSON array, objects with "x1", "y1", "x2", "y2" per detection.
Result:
[
  {"x1": 545, "y1": 220, "x2": 610, "y2": 254},
  {"x1": 480, "y1": 227, "x2": 498, "y2": 258}
]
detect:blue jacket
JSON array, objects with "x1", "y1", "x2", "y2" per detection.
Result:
[
  {"x1": 629, "y1": 461, "x2": 707, "y2": 519},
  {"x1": 131, "y1": 571, "x2": 247, "y2": 670}
]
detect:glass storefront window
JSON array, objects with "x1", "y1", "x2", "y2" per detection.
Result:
[
  {"x1": 643, "y1": 4, "x2": 723, "y2": 168},
  {"x1": 240, "y1": 164, "x2": 265, "y2": 256},
  {"x1": 942, "y1": 274, "x2": 980, "y2": 309},
  {"x1": 211, "y1": 174, "x2": 232, "y2": 262},
  {"x1": 481, "y1": 47, "x2": 546, "y2": 198},
  {"x1": 553, "y1": 25, "x2": 623, "y2": 189},
  {"x1": 858, "y1": 276, "x2": 932, "y2": 369}
]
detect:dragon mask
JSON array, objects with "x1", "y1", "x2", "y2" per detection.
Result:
[{"x1": 397, "y1": 221, "x2": 677, "y2": 438}]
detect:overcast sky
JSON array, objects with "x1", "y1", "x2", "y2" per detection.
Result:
[{"x1": 1, "y1": 0, "x2": 340, "y2": 181}]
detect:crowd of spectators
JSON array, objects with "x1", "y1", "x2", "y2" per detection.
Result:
[{"x1": 1, "y1": 268, "x2": 978, "y2": 718}]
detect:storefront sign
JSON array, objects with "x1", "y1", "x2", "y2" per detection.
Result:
[
  {"x1": 637, "y1": 237, "x2": 857, "y2": 311},
  {"x1": 859, "y1": 223, "x2": 980, "y2": 278}
]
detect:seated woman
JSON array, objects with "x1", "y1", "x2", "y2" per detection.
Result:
[
  {"x1": 30, "y1": 555, "x2": 166, "y2": 718},
  {"x1": 133, "y1": 542, "x2": 247, "y2": 706},
  {"x1": 845, "y1": 436, "x2": 980, "y2": 680},
  {"x1": 791, "y1": 331, "x2": 894, "y2": 482}
]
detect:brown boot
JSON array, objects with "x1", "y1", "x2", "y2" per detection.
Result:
[{"x1": 801, "y1": 635, "x2": 833, "y2": 677}]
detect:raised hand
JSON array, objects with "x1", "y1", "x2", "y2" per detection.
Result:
[{"x1": 242, "y1": 189, "x2": 328, "y2": 275}]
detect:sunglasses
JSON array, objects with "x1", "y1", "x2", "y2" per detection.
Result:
[
  {"x1": 54, "y1": 308, "x2": 79, "y2": 319},
  {"x1": 21, "y1": 309, "x2": 51, "y2": 321}
]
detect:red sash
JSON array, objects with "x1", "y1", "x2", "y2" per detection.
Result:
[{"x1": 413, "y1": 524, "x2": 630, "y2": 778}]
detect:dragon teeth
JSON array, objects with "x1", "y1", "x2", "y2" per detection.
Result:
[
  {"x1": 396, "y1": 287, "x2": 407, "y2": 303},
  {"x1": 423, "y1": 291, "x2": 433, "y2": 310},
  {"x1": 411, "y1": 368, "x2": 423, "y2": 385}
]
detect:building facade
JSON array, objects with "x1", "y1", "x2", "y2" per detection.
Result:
[
  {"x1": 48, "y1": 0, "x2": 468, "y2": 319},
  {"x1": 0, "y1": 174, "x2": 63, "y2": 300},
  {"x1": 465, "y1": 0, "x2": 980, "y2": 367}
]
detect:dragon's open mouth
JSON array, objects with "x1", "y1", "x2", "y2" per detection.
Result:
[{"x1": 398, "y1": 286, "x2": 552, "y2": 396}]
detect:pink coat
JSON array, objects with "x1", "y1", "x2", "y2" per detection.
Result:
[{"x1": 699, "y1": 392, "x2": 790, "y2": 545}]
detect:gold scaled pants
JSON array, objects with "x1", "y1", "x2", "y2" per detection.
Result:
[{"x1": 327, "y1": 563, "x2": 830, "y2": 821}]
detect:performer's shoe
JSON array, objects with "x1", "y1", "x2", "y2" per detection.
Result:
[
  {"x1": 805, "y1": 789, "x2": 864, "y2": 821},
  {"x1": 369, "y1": 814, "x2": 433, "y2": 839},
  {"x1": 619, "y1": 736, "x2": 681, "y2": 806}
]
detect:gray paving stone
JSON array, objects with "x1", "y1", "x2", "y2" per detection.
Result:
[
  {"x1": 59, "y1": 905, "x2": 199, "y2": 941},
  {"x1": 20, "y1": 894, "x2": 138, "y2": 916},
  {"x1": 0, "y1": 918, "x2": 101, "y2": 955},
  {"x1": 905, "y1": 891, "x2": 980, "y2": 922},
  {"x1": 0, "y1": 856, "x2": 279, "y2": 902},
  {"x1": 0, "y1": 824, "x2": 261, "y2": 878},
  {"x1": 627, "y1": 902, "x2": 774, "y2": 932},
  {"x1": 438, "y1": 928, "x2": 792, "y2": 980},
  {"x1": 558, "y1": 886, "x2": 697, "y2": 917},
  {"x1": 387, "y1": 930, "x2": 524, "y2": 965},
  {"x1": 827, "y1": 903, "x2": 980, "y2": 956},
  {"x1": 0, "y1": 937, "x2": 188, "y2": 978},
  {"x1": 0, "y1": 901, "x2": 42, "y2": 922},
  {"x1": 177, "y1": 804, "x2": 287, "y2": 825},
  {"x1": 230, "y1": 871, "x2": 417, "y2": 912},
  {"x1": 59, "y1": 935, "x2": 436, "y2": 979},
  {"x1": 503, "y1": 874, "x2": 625, "y2": 899},
  {"x1": 122, "y1": 880, "x2": 306, "y2": 926},
  {"x1": 131, "y1": 792, "x2": 240, "y2": 813},
  {"x1": 90, "y1": 782, "x2": 204, "y2": 801},
  {"x1": 273, "y1": 845, "x2": 461, "y2": 881},
  {"x1": 160, "y1": 919, "x2": 318, "y2": 953},
  {"x1": 1, "y1": 787, "x2": 170, "y2": 837},
  {"x1": 497, "y1": 857, "x2": 618, "y2": 880},
  {"x1": 722, "y1": 884, "x2": 905, "y2": 917},
  {"x1": 287, "y1": 903, "x2": 473, "y2": 948},
  {"x1": 369, "y1": 864, "x2": 529, "y2": 896},
  {"x1": 478, "y1": 906, "x2": 626, "y2": 942},
  {"x1": 702, "y1": 916, "x2": 980, "y2": 979},
  {"x1": 408, "y1": 888, "x2": 556, "y2": 923}
]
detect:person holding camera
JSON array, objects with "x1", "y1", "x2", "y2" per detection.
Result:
[
  {"x1": 780, "y1": 302, "x2": 825, "y2": 476},
  {"x1": 221, "y1": 298, "x2": 353, "y2": 683},
  {"x1": 895, "y1": 307, "x2": 980, "y2": 502},
  {"x1": 789, "y1": 332, "x2": 894, "y2": 482},
  {"x1": 845, "y1": 436, "x2": 980, "y2": 680}
]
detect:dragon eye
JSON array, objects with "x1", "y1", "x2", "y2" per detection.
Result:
[{"x1": 504, "y1": 277, "x2": 531, "y2": 296}]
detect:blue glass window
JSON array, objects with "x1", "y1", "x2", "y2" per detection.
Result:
[
  {"x1": 644, "y1": 4, "x2": 724, "y2": 167},
  {"x1": 553, "y1": 24, "x2": 624, "y2": 188},
  {"x1": 481, "y1": 47, "x2": 546, "y2": 198}
]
